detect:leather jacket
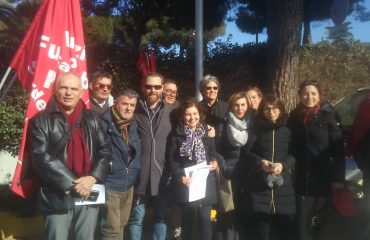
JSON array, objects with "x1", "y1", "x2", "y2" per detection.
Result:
[{"x1": 29, "y1": 97, "x2": 111, "y2": 212}]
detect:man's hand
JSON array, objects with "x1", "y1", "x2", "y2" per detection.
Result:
[{"x1": 73, "y1": 176, "x2": 97, "y2": 200}]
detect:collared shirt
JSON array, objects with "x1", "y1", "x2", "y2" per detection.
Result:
[{"x1": 91, "y1": 97, "x2": 107, "y2": 108}]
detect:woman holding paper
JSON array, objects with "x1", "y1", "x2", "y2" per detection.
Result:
[{"x1": 166, "y1": 97, "x2": 220, "y2": 240}]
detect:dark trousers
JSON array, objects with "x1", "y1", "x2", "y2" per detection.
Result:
[
  {"x1": 297, "y1": 195, "x2": 327, "y2": 240},
  {"x1": 214, "y1": 210, "x2": 239, "y2": 240},
  {"x1": 252, "y1": 212, "x2": 296, "y2": 240},
  {"x1": 181, "y1": 204, "x2": 212, "y2": 240}
]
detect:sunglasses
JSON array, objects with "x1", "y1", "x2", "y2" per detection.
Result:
[
  {"x1": 206, "y1": 86, "x2": 219, "y2": 91},
  {"x1": 95, "y1": 83, "x2": 113, "y2": 90},
  {"x1": 144, "y1": 84, "x2": 162, "y2": 90}
]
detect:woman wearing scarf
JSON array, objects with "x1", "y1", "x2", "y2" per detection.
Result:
[
  {"x1": 242, "y1": 95, "x2": 296, "y2": 240},
  {"x1": 287, "y1": 80, "x2": 345, "y2": 240},
  {"x1": 166, "y1": 98, "x2": 220, "y2": 240},
  {"x1": 215, "y1": 91, "x2": 251, "y2": 240}
]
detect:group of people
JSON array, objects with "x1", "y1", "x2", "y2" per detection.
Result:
[{"x1": 28, "y1": 70, "x2": 363, "y2": 240}]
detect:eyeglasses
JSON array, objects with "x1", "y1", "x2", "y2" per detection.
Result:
[
  {"x1": 95, "y1": 83, "x2": 113, "y2": 90},
  {"x1": 164, "y1": 89, "x2": 177, "y2": 96},
  {"x1": 144, "y1": 84, "x2": 162, "y2": 90},
  {"x1": 205, "y1": 86, "x2": 218, "y2": 91},
  {"x1": 263, "y1": 106, "x2": 279, "y2": 113}
]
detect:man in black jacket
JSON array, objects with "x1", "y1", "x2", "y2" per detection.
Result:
[{"x1": 29, "y1": 72, "x2": 111, "y2": 240}]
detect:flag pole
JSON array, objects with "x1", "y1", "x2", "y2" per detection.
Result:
[
  {"x1": 0, "y1": 67, "x2": 12, "y2": 92},
  {"x1": 0, "y1": 72, "x2": 17, "y2": 103}
]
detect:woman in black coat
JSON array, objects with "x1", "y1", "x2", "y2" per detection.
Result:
[
  {"x1": 241, "y1": 94, "x2": 296, "y2": 240},
  {"x1": 287, "y1": 80, "x2": 345, "y2": 240},
  {"x1": 166, "y1": 97, "x2": 220, "y2": 240},
  {"x1": 215, "y1": 91, "x2": 252, "y2": 240}
]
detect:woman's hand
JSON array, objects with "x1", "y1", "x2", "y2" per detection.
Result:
[
  {"x1": 207, "y1": 125, "x2": 216, "y2": 138},
  {"x1": 271, "y1": 163, "x2": 283, "y2": 176},
  {"x1": 182, "y1": 176, "x2": 192, "y2": 187},
  {"x1": 209, "y1": 160, "x2": 218, "y2": 171},
  {"x1": 261, "y1": 159, "x2": 272, "y2": 173}
]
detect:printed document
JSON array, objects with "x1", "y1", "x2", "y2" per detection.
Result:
[{"x1": 184, "y1": 162, "x2": 211, "y2": 202}]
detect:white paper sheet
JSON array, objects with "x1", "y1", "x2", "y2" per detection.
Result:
[
  {"x1": 184, "y1": 162, "x2": 211, "y2": 202},
  {"x1": 74, "y1": 184, "x2": 106, "y2": 205}
]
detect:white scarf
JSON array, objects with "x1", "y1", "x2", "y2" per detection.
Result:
[{"x1": 226, "y1": 111, "x2": 249, "y2": 147}]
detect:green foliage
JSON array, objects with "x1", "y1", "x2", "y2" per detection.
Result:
[
  {"x1": 0, "y1": 84, "x2": 26, "y2": 156},
  {"x1": 299, "y1": 41, "x2": 370, "y2": 103}
]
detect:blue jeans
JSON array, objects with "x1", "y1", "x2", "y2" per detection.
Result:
[{"x1": 126, "y1": 194, "x2": 168, "y2": 240}]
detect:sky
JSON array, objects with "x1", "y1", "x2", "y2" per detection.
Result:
[{"x1": 215, "y1": 1, "x2": 370, "y2": 45}]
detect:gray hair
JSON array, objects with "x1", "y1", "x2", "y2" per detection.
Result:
[
  {"x1": 115, "y1": 89, "x2": 139, "y2": 99},
  {"x1": 199, "y1": 74, "x2": 220, "y2": 92}
]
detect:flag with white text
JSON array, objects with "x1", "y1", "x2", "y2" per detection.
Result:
[{"x1": 10, "y1": 0, "x2": 89, "y2": 198}]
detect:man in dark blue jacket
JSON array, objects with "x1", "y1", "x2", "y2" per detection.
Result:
[{"x1": 100, "y1": 89, "x2": 141, "y2": 240}]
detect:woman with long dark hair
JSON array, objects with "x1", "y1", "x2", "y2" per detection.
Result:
[{"x1": 287, "y1": 80, "x2": 345, "y2": 240}]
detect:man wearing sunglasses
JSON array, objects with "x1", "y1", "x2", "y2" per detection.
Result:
[
  {"x1": 89, "y1": 71, "x2": 114, "y2": 114},
  {"x1": 127, "y1": 72, "x2": 175, "y2": 240}
]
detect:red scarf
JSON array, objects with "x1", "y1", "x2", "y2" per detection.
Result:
[
  {"x1": 57, "y1": 100, "x2": 91, "y2": 177},
  {"x1": 299, "y1": 103, "x2": 321, "y2": 125}
]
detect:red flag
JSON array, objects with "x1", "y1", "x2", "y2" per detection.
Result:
[
  {"x1": 10, "y1": 0, "x2": 89, "y2": 198},
  {"x1": 136, "y1": 51, "x2": 157, "y2": 77}
]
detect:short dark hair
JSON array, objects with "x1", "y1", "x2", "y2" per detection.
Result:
[
  {"x1": 177, "y1": 97, "x2": 206, "y2": 125},
  {"x1": 298, "y1": 80, "x2": 322, "y2": 97},
  {"x1": 141, "y1": 72, "x2": 164, "y2": 84},
  {"x1": 91, "y1": 71, "x2": 113, "y2": 84},
  {"x1": 115, "y1": 89, "x2": 139, "y2": 100},
  {"x1": 259, "y1": 94, "x2": 286, "y2": 118}
]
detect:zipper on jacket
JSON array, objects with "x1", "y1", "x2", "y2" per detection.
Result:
[
  {"x1": 144, "y1": 101, "x2": 163, "y2": 175},
  {"x1": 270, "y1": 129, "x2": 277, "y2": 214},
  {"x1": 124, "y1": 167, "x2": 129, "y2": 191}
]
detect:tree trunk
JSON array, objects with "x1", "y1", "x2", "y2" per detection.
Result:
[
  {"x1": 265, "y1": 0, "x2": 303, "y2": 112},
  {"x1": 256, "y1": 33, "x2": 259, "y2": 44}
]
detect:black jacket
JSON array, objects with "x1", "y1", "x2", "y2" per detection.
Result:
[
  {"x1": 166, "y1": 124, "x2": 219, "y2": 206},
  {"x1": 29, "y1": 98, "x2": 111, "y2": 212},
  {"x1": 241, "y1": 116, "x2": 296, "y2": 214},
  {"x1": 287, "y1": 103, "x2": 345, "y2": 197},
  {"x1": 200, "y1": 99, "x2": 228, "y2": 142}
]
